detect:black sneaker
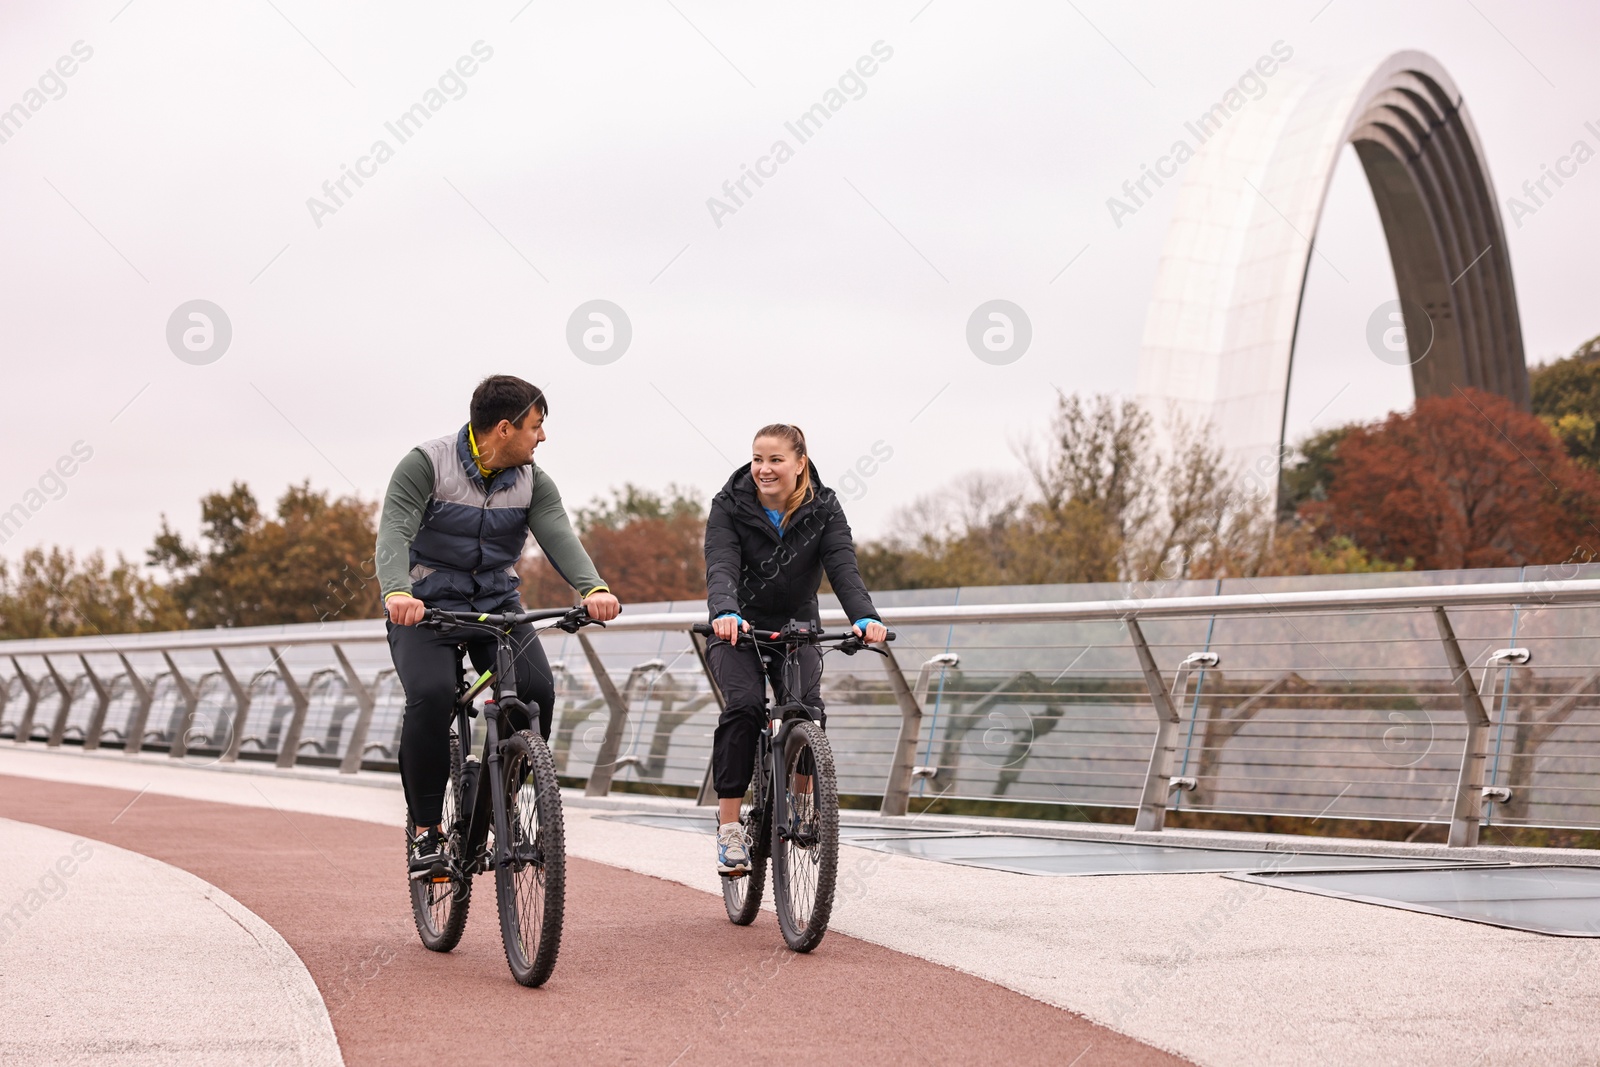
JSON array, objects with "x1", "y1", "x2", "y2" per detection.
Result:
[{"x1": 408, "y1": 827, "x2": 445, "y2": 879}]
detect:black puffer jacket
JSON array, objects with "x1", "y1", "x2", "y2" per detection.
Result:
[{"x1": 704, "y1": 462, "x2": 879, "y2": 631}]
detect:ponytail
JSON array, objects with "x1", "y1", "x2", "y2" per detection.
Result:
[{"x1": 754, "y1": 423, "x2": 813, "y2": 529}]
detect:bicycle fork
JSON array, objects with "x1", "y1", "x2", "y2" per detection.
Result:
[
  {"x1": 481, "y1": 703, "x2": 514, "y2": 869},
  {"x1": 768, "y1": 713, "x2": 800, "y2": 842},
  {"x1": 769, "y1": 709, "x2": 822, "y2": 844}
]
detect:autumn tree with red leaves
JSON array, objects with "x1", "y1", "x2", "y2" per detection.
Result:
[
  {"x1": 517, "y1": 484, "x2": 706, "y2": 607},
  {"x1": 1302, "y1": 389, "x2": 1600, "y2": 570}
]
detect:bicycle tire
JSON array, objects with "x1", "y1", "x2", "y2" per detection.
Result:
[
  {"x1": 721, "y1": 751, "x2": 770, "y2": 925},
  {"x1": 771, "y1": 720, "x2": 839, "y2": 952},
  {"x1": 408, "y1": 731, "x2": 471, "y2": 952},
  {"x1": 495, "y1": 729, "x2": 566, "y2": 987}
]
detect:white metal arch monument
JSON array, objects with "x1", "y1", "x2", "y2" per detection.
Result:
[{"x1": 1135, "y1": 51, "x2": 1528, "y2": 481}]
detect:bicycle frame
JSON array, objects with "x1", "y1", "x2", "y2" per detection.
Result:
[
  {"x1": 703, "y1": 620, "x2": 895, "y2": 851},
  {"x1": 422, "y1": 606, "x2": 593, "y2": 878},
  {"x1": 750, "y1": 635, "x2": 822, "y2": 839},
  {"x1": 454, "y1": 643, "x2": 524, "y2": 878}
]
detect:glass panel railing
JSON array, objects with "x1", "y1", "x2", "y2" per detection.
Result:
[{"x1": 4, "y1": 568, "x2": 1599, "y2": 836}]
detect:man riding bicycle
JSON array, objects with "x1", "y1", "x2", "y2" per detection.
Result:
[{"x1": 378, "y1": 375, "x2": 620, "y2": 875}]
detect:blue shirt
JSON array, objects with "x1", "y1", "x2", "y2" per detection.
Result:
[{"x1": 763, "y1": 506, "x2": 784, "y2": 535}]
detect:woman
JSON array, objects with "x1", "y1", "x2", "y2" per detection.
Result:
[{"x1": 703, "y1": 423, "x2": 888, "y2": 874}]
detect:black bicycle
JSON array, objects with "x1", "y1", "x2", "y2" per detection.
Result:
[
  {"x1": 406, "y1": 604, "x2": 602, "y2": 987},
  {"x1": 693, "y1": 619, "x2": 894, "y2": 953}
]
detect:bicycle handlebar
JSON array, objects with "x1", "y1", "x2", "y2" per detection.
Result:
[
  {"x1": 419, "y1": 605, "x2": 603, "y2": 635},
  {"x1": 690, "y1": 621, "x2": 896, "y2": 644}
]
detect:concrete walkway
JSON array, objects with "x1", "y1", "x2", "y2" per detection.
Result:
[
  {"x1": 0, "y1": 767, "x2": 1183, "y2": 1067},
  {"x1": 572, "y1": 800, "x2": 1600, "y2": 1067},
  {"x1": 3, "y1": 745, "x2": 1599, "y2": 1065},
  {"x1": 0, "y1": 815, "x2": 340, "y2": 1067}
]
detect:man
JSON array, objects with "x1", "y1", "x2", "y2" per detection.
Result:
[{"x1": 378, "y1": 374, "x2": 620, "y2": 875}]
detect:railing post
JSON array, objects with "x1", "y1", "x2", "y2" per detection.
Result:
[
  {"x1": 578, "y1": 632, "x2": 629, "y2": 797},
  {"x1": 118, "y1": 654, "x2": 153, "y2": 754},
  {"x1": 879, "y1": 646, "x2": 927, "y2": 817},
  {"x1": 12, "y1": 658, "x2": 40, "y2": 745},
  {"x1": 271, "y1": 648, "x2": 311, "y2": 769},
  {"x1": 1434, "y1": 607, "x2": 1491, "y2": 847},
  {"x1": 332, "y1": 645, "x2": 375, "y2": 775},
  {"x1": 1128, "y1": 618, "x2": 1183, "y2": 833},
  {"x1": 212, "y1": 650, "x2": 251, "y2": 763},
  {"x1": 642, "y1": 692, "x2": 716, "y2": 779},
  {"x1": 162, "y1": 652, "x2": 199, "y2": 759},
  {"x1": 552, "y1": 697, "x2": 606, "y2": 776},
  {"x1": 80, "y1": 656, "x2": 112, "y2": 750},
  {"x1": 689, "y1": 629, "x2": 726, "y2": 807},
  {"x1": 43, "y1": 656, "x2": 75, "y2": 747},
  {"x1": 903, "y1": 653, "x2": 959, "y2": 783},
  {"x1": 913, "y1": 653, "x2": 960, "y2": 706}
]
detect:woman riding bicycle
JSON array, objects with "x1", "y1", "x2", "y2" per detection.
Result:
[{"x1": 703, "y1": 423, "x2": 888, "y2": 874}]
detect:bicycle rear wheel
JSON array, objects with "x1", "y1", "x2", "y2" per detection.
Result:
[
  {"x1": 495, "y1": 729, "x2": 566, "y2": 987},
  {"x1": 721, "y1": 750, "x2": 770, "y2": 925},
  {"x1": 770, "y1": 720, "x2": 839, "y2": 952},
  {"x1": 408, "y1": 730, "x2": 471, "y2": 951}
]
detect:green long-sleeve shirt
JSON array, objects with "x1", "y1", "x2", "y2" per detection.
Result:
[{"x1": 376, "y1": 447, "x2": 606, "y2": 602}]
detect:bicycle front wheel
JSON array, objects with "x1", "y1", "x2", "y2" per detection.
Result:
[
  {"x1": 408, "y1": 730, "x2": 471, "y2": 952},
  {"x1": 722, "y1": 750, "x2": 770, "y2": 925},
  {"x1": 495, "y1": 729, "x2": 566, "y2": 987},
  {"x1": 770, "y1": 720, "x2": 839, "y2": 952}
]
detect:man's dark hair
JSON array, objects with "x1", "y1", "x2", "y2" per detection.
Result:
[{"x1": 470, "y1": 375, "x2": 547, "y2": 433}]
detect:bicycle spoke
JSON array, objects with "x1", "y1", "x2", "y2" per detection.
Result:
[
  {"x1": 785, "y1": 776, "x2": 820, "y2": 923},
  {"x1": 496, "y1": 737, "x2": 563, "y2": 987},
  {"x1": 510, "y1": 780, "x2": 545, "y2": 960}
]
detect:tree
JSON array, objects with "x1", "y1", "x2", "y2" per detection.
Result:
[
  {"x1": 1278, "y1": 425, "x2": 1352, "y2": 520},
  {"x1": 149, "y1": 482, "x2": 382, "y2": 627},
  {"x1": 1189, "y1": 529, "x2": 1405, "y2": 580},
  {"x1": 860, "y1": 395, "x2": 1270, "y2": 590},
  {"x1": 860, "y1": 464, "x2": 1115, "y2": 590},
  {"x1": 1021, "y1": 396, "x2": 1152, "y2": 552},
  {"x1": 1531, "y1": 333, "x2": 1600, "y2": 471},
  {"x1": 518, "y1": 484, "x2": 707, "y2": 606},
  {"x1": 0, "y1": 548, "x2": 182, "y2": 639},
  {"x1": 1302, "y1": 388, "x2": 1600, "y2": 570}
]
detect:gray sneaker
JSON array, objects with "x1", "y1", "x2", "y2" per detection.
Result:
[{"x1": 716, "y1": 822, "x2": 751, "y2": 875}]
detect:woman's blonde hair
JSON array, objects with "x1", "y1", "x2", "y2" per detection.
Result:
[{"x1": 753, "y1": 423, "x2": 813, "y2": 529}]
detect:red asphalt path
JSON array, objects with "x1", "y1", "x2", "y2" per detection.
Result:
[{"x1": 2, "y1": 774, "x2": 1189, "y2": 1066}]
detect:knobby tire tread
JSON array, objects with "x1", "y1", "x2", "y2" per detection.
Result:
[
  {"x1": 772, "y1": 721, "x2": 839, "y2": 953},
  {"x1": 496, "y1": 729, "x2": 566, "y2": 987}
]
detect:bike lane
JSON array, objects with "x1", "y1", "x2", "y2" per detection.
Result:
[{"x1": 0, "y1": 772, "x2": 1189, "y2": 1066}]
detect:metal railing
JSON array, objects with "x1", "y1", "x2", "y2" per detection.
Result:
[{"x1": 4, "y1": 573, "x2": 1600, "y2": 848}]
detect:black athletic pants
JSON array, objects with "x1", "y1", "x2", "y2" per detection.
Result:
[
  {"x1": 707, "y1": 637, "x2": 824, "y2": 799},
  {"x1": 388, "y1": 619, "x2": 555, "y2": 827}
]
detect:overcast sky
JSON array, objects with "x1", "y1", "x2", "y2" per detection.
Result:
[{"x1": 2, "y1": 0, "x2": 1597, "y2": 567}]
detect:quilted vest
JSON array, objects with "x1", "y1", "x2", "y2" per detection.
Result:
[{"x1": 407, "y1": 427, "x2": 533, "y2": 610}]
